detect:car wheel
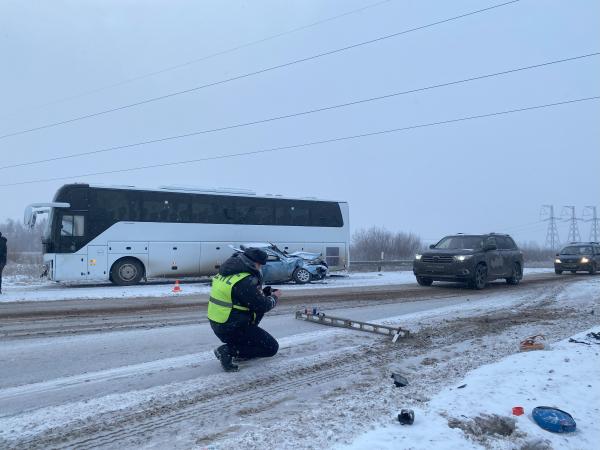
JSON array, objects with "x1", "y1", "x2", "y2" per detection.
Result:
[
  {"x1": 471, "y1": 263, "x2": 487, "y2": 290},
  {"x1": 589, "y1": 263, "x2": 597, "y2": 275},
  {"x1": 555, "y1": 269, "x2": 563, "y2": 275},
  {"x1": 416, "y1": 276, "x2": 433, "y2": 286},
  {"x1": 111, "y1": 258, "x2": 143, "y2": 286},
  {"x1": 292, "y1": 268, "x2": 311, "y2": 284}
]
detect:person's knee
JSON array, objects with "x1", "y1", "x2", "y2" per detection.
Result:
[{"x1": 267, "y1": 339, "x2": 279, "y2": 357}]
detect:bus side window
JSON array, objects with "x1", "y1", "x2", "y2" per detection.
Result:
[
  {"x1": 73, "y1": 215, "x2": 85, "y2": 236},
  {"x1": 240, "y1": 198, "x2": 274, "y2": 225},
  {"x1": 253, "y1": 203, "x2": 274, "y2": 225},
  {"x1": 218, "y1": 196, "x2": 235, "y2": 224},
  {"x1": 192, "y1": 198, "x2": 212, "y2": 223},
  {"x1": 61, "y1": 215, "x2": 74, "y2": 236},
  {"x1": 290, "y1": 204, "x2": 310, "y2": 226},
  {"x1": 275, "y1": 202, "x2": 291, "y2": 225},
  {"x1": 310, "y1": 202, "x2": 343, "y2": 227},
  {"x1": 61, "y1": 215, "x2": 85, "y2": 236}
]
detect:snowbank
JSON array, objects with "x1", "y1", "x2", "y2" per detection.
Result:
[
  {"x1": 343, "y1": 328, "x2": 600, "y2": 450},
  {"x1": 0, "y1": 268, "x2": 553, "y2": 303}
]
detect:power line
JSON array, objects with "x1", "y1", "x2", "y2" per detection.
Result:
[
  {"x1": 505, "y1": 224, "x2": 548, "y2": 234},
  {"x1": 0, "y1": 95, "x2": 597, "y2": 188},
  {"x1": 2, "y1": 51, "x2": 596, "y2": 171},
  {"x1": 0, "y1": 0, "x2": 520, "y2": 141},
  {"x1": 0, "y1": 0, "x2": 395, "y2": 120},
  {"x1": 502, "y1": 220, "x2": 546, "y2": 232}
]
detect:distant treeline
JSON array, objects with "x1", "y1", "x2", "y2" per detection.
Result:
[
  {"x1": 516, "y1": 240, "x2": 557, "y2": 262},
  {"x1": 351, "y1": 226, "x2": 557, "y2": 263},
  {"x1": 350, "y1": 227, "x2": 423, "y2": 261},
  {"x1": 0, "y1": 218, "x2": 46, "y2": 255}
]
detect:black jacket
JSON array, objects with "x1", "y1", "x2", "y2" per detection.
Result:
[
  {"x1": 0, "y1": 236, "x2": 7, "y2": 265},
  {"x1": 210, "y1": 252, "x2": 278, "y2": 330}
]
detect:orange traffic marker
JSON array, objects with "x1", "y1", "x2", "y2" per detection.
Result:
[
  {"x1": 519, "y1": 334, "x2": 545, "y2": 351},
  {"x1": 172, "y1": 280, "x2": 182, "y2": 293}
]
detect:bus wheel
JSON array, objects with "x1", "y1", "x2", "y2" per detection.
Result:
[{"x1": 111, "y1": 258, "x2": 143, "y2": 286}]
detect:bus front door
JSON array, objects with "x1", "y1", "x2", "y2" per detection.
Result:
[{"x1": 87, "y1": 245, "x2": 108, "y2": 280}]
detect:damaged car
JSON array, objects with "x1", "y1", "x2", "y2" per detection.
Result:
[{"x1": 234, "y1": 243, "x2": 328, "y2": 284}]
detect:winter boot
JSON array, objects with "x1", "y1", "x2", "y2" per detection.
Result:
[{"x1": 213, "y1": 345, "x2": 239, "y2": 372}]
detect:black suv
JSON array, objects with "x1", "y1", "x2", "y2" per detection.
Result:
[
  {"x1": 554, "y1": 242, "x2": 600, "y2": 274},
  {"x1": 413, "y1": 233, "x2": 523, "y2": 289}
]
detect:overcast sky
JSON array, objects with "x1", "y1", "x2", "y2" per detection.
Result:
[{"x1": 0, "y1": 0, "x2": 598, "y2": 244}]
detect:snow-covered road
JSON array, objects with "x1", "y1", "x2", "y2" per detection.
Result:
[
  {"x1": 0, "y1": 274, "x2": 598, "y2": 449},
  {"x1": 0, "y1": 268, "x2": 554, "y2": 303}
]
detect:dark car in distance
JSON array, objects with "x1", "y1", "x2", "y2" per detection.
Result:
[
  {"x1": 413, "y1": 233, "x2": 523, "y2": 290},
  {"x1": 554, "y1": 242, "x2": 600, "y2": 274}
]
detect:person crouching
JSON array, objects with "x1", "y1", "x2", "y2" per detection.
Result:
[{"x1": 208, "y1": 247, "x2": 281, "y2": 372}]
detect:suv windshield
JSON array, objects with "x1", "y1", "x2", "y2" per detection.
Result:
[
  {"x1": 435, "y1": 236, "x2": 484, "y2": 250},
  {"x1": 560, "y1": 246, "x2": 592, "y2": 255}
]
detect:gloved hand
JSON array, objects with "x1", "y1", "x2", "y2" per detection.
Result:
[{"x1": 262, "y1": 286, "x2": 272, "y2": 296}]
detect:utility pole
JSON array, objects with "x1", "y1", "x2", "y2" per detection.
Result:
[
  {"x1": 562, "y1": 206, "x2": 581, "y2": 243},
  {"x1": 541, "y1": 205, "x2": 560, "y2": 250},
  {"x1": 584, "y1": 206, "x2": 599, "y2": 242}
]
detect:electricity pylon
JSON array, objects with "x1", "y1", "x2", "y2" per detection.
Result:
[
  {"x1": 561, "y1": 206, "x2": 581, "y2": 243},
  {"x1": 584, "y1": 206, "x2": 599, "y2": 242},
  {"x1": 541, "y1": 205, "x2": 560, "y2": 250}
]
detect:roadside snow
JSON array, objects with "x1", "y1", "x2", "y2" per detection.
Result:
[
  {"x1": 343, "y1": 328, "x2": 600, "y2": 450},
  {"x1": 0, "y1": 268, "x2": 553, "y2": 303},
  {"x1": 0, "y1": 328, "x2": 344, "y2": 438},
  {"x1": 0, "y1": 276, "x2": 596, "y2": 449}
]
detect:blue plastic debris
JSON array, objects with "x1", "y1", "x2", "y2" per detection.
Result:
[{"x1": 532, "y1": 406, "x2": 576, "y2": 433}]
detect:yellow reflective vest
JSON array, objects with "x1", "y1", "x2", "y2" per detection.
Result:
[{"x1": 207, "y1": 272, "x2": 252, "y2": 323}]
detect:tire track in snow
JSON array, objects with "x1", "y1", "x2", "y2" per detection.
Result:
[{"x1": 4, "y1": 283, "x2": 576, "y2": 449}]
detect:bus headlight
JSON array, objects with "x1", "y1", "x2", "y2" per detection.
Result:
[
  {"x1": 581, "y1": 257, "x2": 590, "y2": 264},
  {"x1": 415, "y1": 254, "x2": 422, "y2": 260}
]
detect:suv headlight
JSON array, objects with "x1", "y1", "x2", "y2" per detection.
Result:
[
  {"x1": 454, "y1": 255, "x2": 474, "y2": 262},
  {"x1": 415, "y1": 254, "x2": 422, "y2": 260},
  {"x1": 581, "y1": 257, "x2": 590, "y2": 263},
  {"x1": 555, "y1": 258, "x2": 561, "y2": 264}
]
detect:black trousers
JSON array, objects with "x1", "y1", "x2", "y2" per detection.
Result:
[
  {"x1": 0, "y1": 263, "x2": 4, "y2": 293},
  {"x1": 211, "y1": 322, "x2": 279, "y2": 359}
]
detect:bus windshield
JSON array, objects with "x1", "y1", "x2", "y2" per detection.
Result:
[{"x1": 43, "y1": 208, "x2": 54, "y2": 241}]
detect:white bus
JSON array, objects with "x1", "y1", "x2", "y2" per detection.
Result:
[{"x1": 25, "y1": 184, "x2": 350, "y2": 285}]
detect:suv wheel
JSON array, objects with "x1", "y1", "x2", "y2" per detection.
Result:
[
  {"x1": 555, "y1": 269, "x2": 563, "y2": 275},
  {"x1": 470, "y1": 263, "x2": 487, "y2": 290},
  {"x1": 506, "y1": 263, "x2": 522, "y2": 285},
  {"x1": 416, "y1": 276, "x2": 433, "y2": 286},
  {"x1": 589, "y1": 263, "x2": 597, "y2": 275}
]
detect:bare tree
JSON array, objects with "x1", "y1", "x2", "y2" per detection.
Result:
[
  {"x1": 351, "y1": 226, "x2": 423, "y2": 260},
  {"x1": 518, "y1": 240, "x2": 556, "y2": 264},
  {"x1": 0, "y1": 218, "x2": 46, "y2": 261}
]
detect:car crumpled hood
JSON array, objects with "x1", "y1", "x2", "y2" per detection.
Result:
[{"x1": 288, "y1": 251, "x2": 323, "y2": 261}]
